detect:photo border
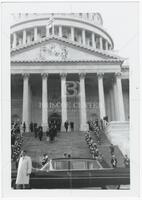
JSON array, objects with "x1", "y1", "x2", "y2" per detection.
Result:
[{"x1": 1, "y1": 1, "x2": 140, "y2": 199}]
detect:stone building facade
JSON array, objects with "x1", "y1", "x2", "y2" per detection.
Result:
[{"x1": 11, "y1": 13, "x2": 129, "y2": 155}]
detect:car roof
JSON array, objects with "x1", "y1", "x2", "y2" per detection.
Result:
[{"x1": 51, "y1": 158, "x2": 99, "y2": 161}]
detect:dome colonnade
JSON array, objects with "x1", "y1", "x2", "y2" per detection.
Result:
[{"x1": 11, "y1": 13, "x2": 113, "y2": 51}]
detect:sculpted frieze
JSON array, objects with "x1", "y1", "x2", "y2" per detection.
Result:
[{"x1": 39, "y1": 43, "x2": 68, "y2": 60}]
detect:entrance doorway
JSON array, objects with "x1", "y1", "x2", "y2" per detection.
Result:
[
  {"x1": 48, "y1": 112, "x2": 61, "y2": 131},
  {"x1": 90, "y1": 113, "x2": 99, "y2": 122},
  {"x1": 11, "y1": 114, "x2": 20, "y2": 123}
]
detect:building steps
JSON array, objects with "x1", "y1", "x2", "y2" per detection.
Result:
[
  {"x1": 21, "y1": 131, "x2": 92, "y2": 166},
  {"x1": 90, "y1": 129, "x2": 125, "y2": 168},
  {"x1": 105, "y1": 121, "x2": 130, "y2": 156},
  {"x1": 18, "y1": 130, "x2": 125, "y2": 169}
]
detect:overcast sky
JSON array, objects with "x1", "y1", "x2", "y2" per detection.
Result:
[{"x1": 89, "y1": 2, "x2": 139, "y2": 69}]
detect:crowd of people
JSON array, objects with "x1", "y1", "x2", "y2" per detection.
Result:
[
  {"x1": 11, "y1": 119, "x2": 75, "y2": 153},
  {"x1": 85, "y1": 118, "x2": 130, "y2": 169},
  {"x1": 27, "y1": 121, "x2": 57, "y2": 142},
  {"x1": 87, "y1": 119, "x2": 104, "y2": 145},
  {"x1": 85, "y1": 131, "x2": 104, "y2": 162},
  {"x1": 28, "y1": 120, "x2": 75, "y2": 142},
  {"x1": 11, "y1": 122, "x2": 23, "y2": 168}
]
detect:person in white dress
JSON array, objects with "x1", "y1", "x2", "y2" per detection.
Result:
[{"x1": 16, "y1": 150, "x2": 32, "y2": 189}]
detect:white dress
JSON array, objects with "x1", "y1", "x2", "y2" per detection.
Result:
[{"x1": 16, "y1": 156, "x2": 32, "y2": 184}]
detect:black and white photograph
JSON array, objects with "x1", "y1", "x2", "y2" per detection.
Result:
[{"x1": 1, "y1": 1, "x2": 140, "y2": 199}]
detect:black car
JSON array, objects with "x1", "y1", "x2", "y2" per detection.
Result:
[{"x1": 11, "y1": 158, "x2": 130, "y2": 189}]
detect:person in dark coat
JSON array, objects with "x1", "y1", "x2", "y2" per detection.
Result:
[
  {"x1": 70, "y1": 122, "x2": 74, "y2": 132},
  {"x1": 34, "y1": 126, "x2": 38, "y2": 138},
  {"x1": 23, "y1": 122, "x2": 26, "y2": 133},
  {"x1": 49, "y1": 126, "x2": 54, "y2": 142},
  {"x1": 111, "y1": 155, "x2": 117, "y2": 168},
  {"x1": 29, "y1": 122, "x2": 34, "y2": 133},
  {"x1": 57, "y1": 120, "x2": 61, "y2": 132},
  {"x1": 38, "y1": 126, "x2": 43, "y2": 141},
  {"x1": 64, "y1": 120, "x2": 69, "y2": 132},
  {"x1": 109, "y1": 144, "x2": 115, "y2": 155}
]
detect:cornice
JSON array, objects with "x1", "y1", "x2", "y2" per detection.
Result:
[{"x1": 11, "y1": 59, "x2": 123, "y2": 64}]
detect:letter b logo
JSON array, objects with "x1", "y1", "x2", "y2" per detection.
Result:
[{"x1": 66, "y1": 81, "x2": 79, "y2": 97}]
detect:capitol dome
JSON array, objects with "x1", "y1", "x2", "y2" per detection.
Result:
[{"x1": 11, "y1": 13, "x2": 114, "y2": 50}]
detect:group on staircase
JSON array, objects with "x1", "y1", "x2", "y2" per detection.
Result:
[
  {"x1": 87, "y1": 117, "x2": 108, "y2": 144},
  {"x1": 85, "y1": 131, "x2": 108, "y2": 168},
  {"x1": 11, "y1": 121, "x2": 23, "y2": 165},
  {"x1": 85, "y1": 118, "x2": 130, "y2": 169}
]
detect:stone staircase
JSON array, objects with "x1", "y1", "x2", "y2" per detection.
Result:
[
  {"x1": 22, "y1": 131, "x2": 92, "y2": 167},
  {"x1": 90, "y1": 130, "x2": 125, "y2": 168},
  {"x1": 105, "y1": 121, "x2": 129, "y2": 157},
  {"x1": 18, "y1": 129, "x2": 125, "y2": 168},
  {"x1": 98, "y1": 146, "x2": 125, "y2": 168}
]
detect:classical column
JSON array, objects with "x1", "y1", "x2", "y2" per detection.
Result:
[
  {"x1": 71, "y1": 27, "x2": 74, "y2": 41},
  {"x1": 92, "y1": 32, "x2": 96, "y2": 48},
  {"x1": 109, "y1": 87, "x2": 115, "y2": 121},
  {"x1": 97, "y1": 73, "x2": 106, "y2": 119},
  {"x1": 59, "y1": 26, "x2": 62, "y2": 37},
  {"x1": 46, "y1": 26, "x2": 50, "y2": 37},
  {"x1": 82, "y1": 29, "x2": 86, "y2": 45},
  {"x1": 12, "y1": 32, "x2": 17, "y2": 48},
  {"x1": 34, "y1": 27, "x2": 38, "y2": 41},
  {"x1": 108, "y1": 44, "x2": 112, "y2": 50},
  {"x1": 113, "y1": 79, "x2": 118, "y2": 121},
  {"x1": 23, "y1": 30, "x2": 26, "y2": 45},
  {"x1": 22, "y1": 73, "x2": 30, "y2": 132},
  {"x1": 27, "y1": 35, "x2": 31, "y2": 43},
  {"x1": 105, "y1": 40, "x2": 109, "y2": 50},
  {"x1": 115, "y1": 72, "x2": 125, "y2": 121},
  {"x1": 41, "y1": 73, "x2": 48, "y2": 132},
  {"x1": 79, "y1": 73, "x2": 87, "y2": 131},
  {"x1": 61, "y1": 73, "x2": 67, "y2": 131},
  {"x1": 52, "y1": 24, "x2": 55, "y2": 35},
  {"x1": 99, "y1": 36, "x2": 103, "y2": 50},
  {"x1": 19, "y1": 38, "x2": 22, "y2": 45},
  {"x1": 29, "y1": 84, "x2": 32, "y2": 124}
]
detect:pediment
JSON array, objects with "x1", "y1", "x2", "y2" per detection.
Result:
[{"x1": 11, "y1": 38, "x2": 122, "y2": 62}]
